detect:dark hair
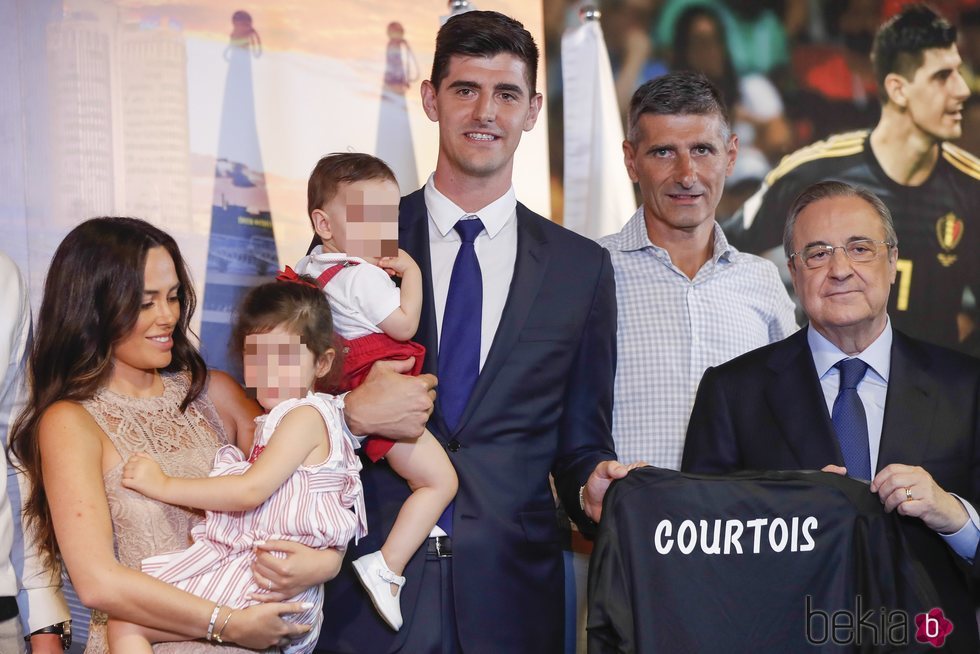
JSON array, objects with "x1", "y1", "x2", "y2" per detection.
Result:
[
  {"x1": 307, "y1": 153, "x2": 397, "y2": 225},
  {"x1": 872, "y1": 5, "x2": 956, "y2": 102},
  {"x1": 10, "y1": 216, "x2": 206, "y2": 565},
  {"x1": 627, "y1": 71, "x2": 730, "y2": 144},
  {"x1": 232, "y1": 278, "x2": 335, "y2": 366},
  {"x1": 783, "y1": 181, "x2": 898, "y2": 258},
  {"x1": 430, "y1": 10, "x2": 539, "y2": 94},
  {"x1": 672, "y1": 6, "x2": 738, "y2": 110}
]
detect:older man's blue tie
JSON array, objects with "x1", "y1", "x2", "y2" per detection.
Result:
[
  {"x1": 435, "y1": 216, "x2": 484, "y2": 535},
  {"x1": 832, "y1": 358, "x2": 872, "y2": 481}
]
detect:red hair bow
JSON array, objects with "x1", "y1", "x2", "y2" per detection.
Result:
[{"x1": 275, "y1": 266, "x2": 320, "y2": 290}]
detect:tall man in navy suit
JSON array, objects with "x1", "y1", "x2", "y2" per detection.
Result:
[
  {"x1": 683, "y1": 181, "x2": 980, "y2": 651},
  {"x1": 314, "y1": 11, "x2": 627, "y2": 654}
]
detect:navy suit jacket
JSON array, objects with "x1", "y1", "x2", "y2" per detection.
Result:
[
  {"x1": 682, "y1": 327, "x2": 980, "y2": 652},
  {"x1": 317, "y1": 188, "x2": 618, "y2": 653}
]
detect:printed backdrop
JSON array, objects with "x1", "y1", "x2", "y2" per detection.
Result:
[{"x1": 0, "y1": 0, "x2": 550, "y2": 375}]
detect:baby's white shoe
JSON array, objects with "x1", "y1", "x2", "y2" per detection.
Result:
[{"x1": 352, "y1": 550, "x2": 405, "y2": 630}]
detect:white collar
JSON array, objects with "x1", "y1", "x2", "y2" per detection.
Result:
[{"x1": 423, "y1": 173, "x2": 516, "y2": 239}]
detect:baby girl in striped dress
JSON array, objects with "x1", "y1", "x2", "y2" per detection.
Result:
[{"x1": 112, "y1": 277, "x2": 366, "y2": 654}]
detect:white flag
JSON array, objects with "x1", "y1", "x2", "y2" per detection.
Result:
[{"x1": 561, "y1": 19, "x2": 636, "y2": 240}]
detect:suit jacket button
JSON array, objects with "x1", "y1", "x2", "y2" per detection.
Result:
[{"x1": 448, "y1": 439, "x2": 460, "y2": 452}]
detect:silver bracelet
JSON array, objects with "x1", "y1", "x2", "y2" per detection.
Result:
[
  {"x1": 205, "y1": 604, "x2": 222, "y2": 642},
  {"x1": 579, "y1": 484, "x2": 587, "y2": 512}
]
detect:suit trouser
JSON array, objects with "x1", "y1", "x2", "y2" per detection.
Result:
[
  {"x1": 316, "y1": 537, "x2": 462, "y2": 654},
  {"x1": 397, "y1": 538, "x2": 462, "y2": 654}
]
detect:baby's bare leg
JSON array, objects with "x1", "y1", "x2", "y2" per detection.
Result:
[{"x1": 381, "y1": 429, "x2": 458, "y2": 575}]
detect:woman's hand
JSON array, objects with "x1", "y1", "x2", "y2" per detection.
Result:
[
  {"x1": 221, "y1": 601, "x2": 314, "y2": 649},
  {"x1": 250, "y1": 540, "x2": 344, "y2": 601}
]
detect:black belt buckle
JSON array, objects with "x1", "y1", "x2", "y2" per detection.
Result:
[{"x1": 433, "y1": 535, "x2": 453, "y2": 558}]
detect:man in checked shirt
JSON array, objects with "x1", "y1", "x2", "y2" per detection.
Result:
[{"x1": 597, "y1": 71, "x2": 797, "y2": 469}]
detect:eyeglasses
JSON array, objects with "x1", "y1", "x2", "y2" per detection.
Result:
[{"x1": 789, "y1": 239, "x2": 895, "y2": 269}]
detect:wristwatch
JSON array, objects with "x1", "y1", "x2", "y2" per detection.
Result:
[{"x1": 26, "y1": 620, "x2": 71, "y2": 650}]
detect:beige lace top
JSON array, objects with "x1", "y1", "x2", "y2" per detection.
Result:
[{"x1": 79, "y1": 373, "x2": 256, "y2": 653}]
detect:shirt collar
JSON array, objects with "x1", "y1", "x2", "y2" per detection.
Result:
[
  {"x1": 616, "y1": 206, "x2": 655, "y2": 252},
  {"x1": 709, "y1": 222, "x2": 734, "y2": 263},
  {"x1": 613, "y1": 206, "x2": 733, "y2": 263},
  {"x1": 424, "y1": 173, "x2": 516, "y2": 239},
  {"x1": 807, "y1": 318, "x2": 892, "y2": 383}
]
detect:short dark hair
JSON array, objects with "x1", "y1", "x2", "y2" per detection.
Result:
[
  {"x1": 627, "y1": 71, "x2": 730, "y2": 144},
  {"x1": 783, "y1": 181, "x2": 898, "y2": 259},
  {"x1": 872, "y1": 4, "x2": 957, "y2": 102},
  {"x1": 430, "y1": 10, "x2": 539, "y2": 95},
  {"x1": 307, "y1": 153, "x2": 397, "y2": 224},
  {"x1": 232, "y1": 277, "x2": 335, "y2": 363}
]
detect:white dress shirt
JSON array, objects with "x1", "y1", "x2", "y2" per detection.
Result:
[
  {"x1": 423, "y1": 174, "x2": 517, "y2": 369},
  {"x1": 808, "y1": 321, "x2": 980, "y2": 561}
]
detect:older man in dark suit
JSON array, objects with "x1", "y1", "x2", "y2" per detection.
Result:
[{"x1": 682, "y1": 180, "x2": 980, "y2": 651}]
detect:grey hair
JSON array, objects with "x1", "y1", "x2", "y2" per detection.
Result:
[
  {"x1": 783, "y1": 180, "x2": 898, "y2": 258},
  {"x1": 626, "y1": 71, "x2": 731, "y2": 145}
]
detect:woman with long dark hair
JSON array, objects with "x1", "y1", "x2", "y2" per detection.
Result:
[{"x1": 11, "y1": 217, "x2": 341, "y2": 652}]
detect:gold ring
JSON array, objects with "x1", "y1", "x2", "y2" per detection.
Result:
[{"x1": 905, "y1": 487, "x2": 913, "y2": 502}]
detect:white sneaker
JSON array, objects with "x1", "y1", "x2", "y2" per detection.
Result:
[{"x1": 352, "y1": 551, "x2": 405, "y2": 630}]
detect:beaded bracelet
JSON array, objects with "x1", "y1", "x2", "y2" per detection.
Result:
[
  {"x1": 205, "y1": 604, "x2": 222, "y2": 642},
  {"x1": 213, "y1": 609, "x2": 235, "y2": 644}
]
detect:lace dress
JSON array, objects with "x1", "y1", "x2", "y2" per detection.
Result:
[{"x1": 79, "y1": 373, "x2": 254, "y2": 653}]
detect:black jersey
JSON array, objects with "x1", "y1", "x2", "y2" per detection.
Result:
[
  {"x1": 724, "y1": 130, "x2": 980, "y2": 351},
  {"x1": 588, "y1": 468, "x2": 949, "y2": 653}
]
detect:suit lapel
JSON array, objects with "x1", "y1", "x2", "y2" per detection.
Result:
[
  {"x1": 399, "y1": 189, "x2": 439, "y2": 369},
  {"x1": 877, "y1": 331, "x2": 937, "y2": 471},
  {"x1": 763, "y1": 328, "x2": 844, "y2": 468},
  {"x1": 399, "y1": 189, "x2": 448, "y2": 437},
  {"x1": 450, "y1": 203, "x2": 549, "y2": 437}
]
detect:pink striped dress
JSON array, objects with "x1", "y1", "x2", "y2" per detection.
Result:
[{"x1": 141, "y1": 392, "x2": 367, "y2": 654}]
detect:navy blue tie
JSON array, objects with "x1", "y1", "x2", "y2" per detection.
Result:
[
  {"x1": 438, "y1": 216, "x2": 484, "y2": 431},
  {"x1": 436, "y1": 216, "x2": 484, "y2": 535},
  {"x1": 832, "y1": 358, "x2": 872, "y2": 480}
]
